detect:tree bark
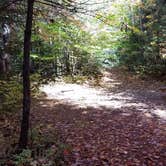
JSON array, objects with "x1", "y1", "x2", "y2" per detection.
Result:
[{"x1": 18, "y1": 0, "x2": 34, "y2": 150}]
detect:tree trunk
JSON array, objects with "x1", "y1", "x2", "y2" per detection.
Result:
[
  {"x1": 65, "y1": 51, "x2": 70, "y2": 75},
  {"x1": 18, "y1": 0, "x2": 34, "y2": 150}
]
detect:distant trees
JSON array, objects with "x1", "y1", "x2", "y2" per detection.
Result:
[
  {"x1": 103, "y1": 0, "x2": 166, "y2": 75},
  {"x1": 30, "y1": 17, "x2": 101, "y2": 77},
  {"x1": 118, "y1": 0, "x2": 166, "y2": 75}
]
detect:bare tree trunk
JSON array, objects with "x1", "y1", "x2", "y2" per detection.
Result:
[
  {"x1": 139, "y1": 0, "x2": 144, "y2": 57},
  {"x1": 0, "y1": 53, "x2": 11, "y2": 78},
  {"x1": 65, "y1": 51, "x2": 70, "y2": 75},
  {"x1": 18, "y1": 0, "x2": 34, "y2": 150}
]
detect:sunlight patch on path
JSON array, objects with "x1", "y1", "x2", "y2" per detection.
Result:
[
  {"x1": 40, "y1": 82, "x2": 166, "y2": 120},
  {"x1": 40, "y1": 83, "x2": 133, "y2": 109}
]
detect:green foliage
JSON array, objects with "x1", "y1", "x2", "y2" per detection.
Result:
[
  {"x1": 104, "y1": 0, "x2": 166, "y2": 76},
  {"x1": 30, "y1": 18, "x2": 102, "y2": 78},
  {"x1": 27, "y1": 127, "x2": 70, "y2": 166},
  {"x1": 81, "y1": 56, "x2": 102, "y2": 77},
  {"x1": 0, "y1": 74, "x2": 44, "y2": 113},
  {"x1": 45, "y1": 143, "x2": 70, "y2": 166},
  {"x1": 30, "y1": 73, "x2": 43, "y2": 98},
  {"x1": 0, "y1": 79, "x2": 22, "y2": 113},
  {"x1": 63, "y1": 75, "x2": 88, "y2": 84},
  {"x1": 13, "y1": 149, "x2": 32, "y2": 166}
]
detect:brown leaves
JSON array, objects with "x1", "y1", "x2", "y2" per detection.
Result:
[
  {"x1": 30, "y1": 96, "x2": 166, "y2": 165},
  {"x1": 1, "y1": 68, "x2": 166, "y2": 165}
]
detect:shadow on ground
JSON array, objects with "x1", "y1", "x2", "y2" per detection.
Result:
[
  {"x1": 1, "y1": 68, "x2": 165, "y2": 165},
  {"x1": 36, "y1": 68, "x2": 166, "y2": 165},
  {"x1": 31, "y1": 97, "x2": 166, "y2": 165},
  {"x1": 40, "y1": 68, "x2": 166, "y2": 120}
]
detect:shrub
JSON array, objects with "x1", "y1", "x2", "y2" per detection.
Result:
[{"x1": 0, "y1": 79, "x2": 22, "y2": 113}]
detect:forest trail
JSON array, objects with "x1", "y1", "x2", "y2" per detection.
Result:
[
  {"x1": 31, "y1": 68, "x2": 166, "y2": 165},
  {"x1": 39, "y1": 68, "x2": 166, "y2": 120}
]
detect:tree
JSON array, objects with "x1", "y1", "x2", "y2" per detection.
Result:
[
  {"x1": 0, "y1": 0, "x2": 108, "y2": 150},
  {"x1": 18, "y1": 0, "x2": 34, "y2": 150},
  {"x1": 103, "y1": 0, "x2": 166, "y2": 74},
  {"x1": 19, "y1": 0, "x2": 104, "y2": 149}
]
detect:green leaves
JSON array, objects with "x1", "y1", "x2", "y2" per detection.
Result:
[
  {"x1": 103, "y1": 0, "x2": 166, "y2": 75},
  {"x1": 0, "y1": 79, "x2": 22, "y2": 113}
]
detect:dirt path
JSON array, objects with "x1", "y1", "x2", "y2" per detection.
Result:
[
  {"x1": 30, "y1": 68, "x2": 166, "y2": 165},
  {"x1": 39, "y1": 70, "x2": 166, "y2": 120}
]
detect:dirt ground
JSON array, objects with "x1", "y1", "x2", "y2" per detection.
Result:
[
  {"x1": 0, "y1": 68, "x2": 166, "y2": 165},
  {"x1": 33, "y1": 68, "x2": 166, "y2": 165}
]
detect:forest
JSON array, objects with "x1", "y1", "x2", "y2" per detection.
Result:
[{"x1": 0, "y1": 0, "x2": 166, "y2": 165}]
